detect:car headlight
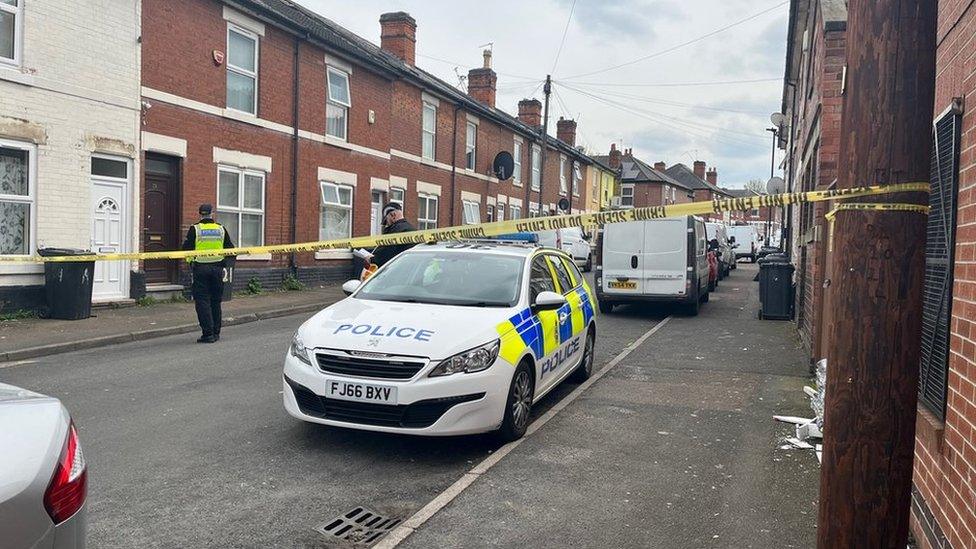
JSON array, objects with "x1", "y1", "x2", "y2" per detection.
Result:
[
  {"x1": 290, "y1": 331, "x2": 313, "y2": 366},
  {"x1": 429, "y1": 340, "x2": 501, "y2": 377}
]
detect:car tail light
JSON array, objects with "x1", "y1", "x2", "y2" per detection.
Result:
[{"x1": 44, "y1": 421, "x2": 87, "y2": 524}]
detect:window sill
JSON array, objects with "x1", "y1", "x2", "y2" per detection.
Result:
[
  {"x1": 512, "y1": 181, "x2": 523, "y2": 188},
  {"x1": 236, "y1": 253, "x2": 271, "y2": 261},
  {"x1": 0, "y1": 261, "x2": 43, "y2": 275},
  {"x1": 315, "y1": 250, "x2": 353, "y2": 260},
  {"x1": 0, "y1": 64, "x2": 34, "y2": 87},
  {"x1": 915, "y1": 404, "x2": 946, "y2": 455}
]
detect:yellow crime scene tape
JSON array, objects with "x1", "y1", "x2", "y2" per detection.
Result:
[
  {"x1": 824, "y1": 202, "x2": 931, "y2": 252},
  {"x1": 0, "y1": 183, "x2": 929, "y2": 264}
]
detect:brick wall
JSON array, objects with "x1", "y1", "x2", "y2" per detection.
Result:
[
  {"x1": 911, "y1": 0, "x2": 976, "y2": 545},
  {"x1": 140, "y1": 0, "x2": 591, "y2": 290},
  {"x1": 0, "y1": 0, "x2": 141, "y2": 304}
]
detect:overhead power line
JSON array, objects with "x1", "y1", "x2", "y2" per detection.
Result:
[
  {"x1": 550, "y1": 0, "x2": 578, "y2": 75},
  {"x1": 416, "y1": 52, "x2": 538, "y2": 81},
  {"x1": 558, "y1": 1, "x2": 789, "y2": 80},
  {"x1": 558, "y1": 77, "x2": 782, "y2": 88},
  {"x1": 559, "y1": 85, "x2": 771, "y2": 115}
]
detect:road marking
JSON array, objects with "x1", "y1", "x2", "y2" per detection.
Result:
[
  {"x1": 0, "y1": 359, "x2": 37, "y2": 369},
  {"x1": 374, "y1": 316, "x2": 673, "y2": 549}
]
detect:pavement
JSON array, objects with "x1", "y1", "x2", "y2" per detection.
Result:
[
  {"x1": 0, "y1": 285, "x2": 346, "y2": 362},
  {"x1": 0, "y1": 263, "x2": 820, "y2": 548},
  {"x1": 398, "y1": 263, "x2": 819, "y2": 548}
]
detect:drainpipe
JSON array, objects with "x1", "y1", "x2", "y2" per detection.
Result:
[
  {"x1": 449, "y1": 105, "x2": 460, "y2": 225},
  {"x1": 289, "y1": 35, "x2": 301, "y2": 273}
]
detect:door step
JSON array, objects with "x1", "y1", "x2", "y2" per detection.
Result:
[{"x1": 145, "y1": 283, "x2": 186, "y2": 302}]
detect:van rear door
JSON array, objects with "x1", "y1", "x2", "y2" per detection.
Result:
[
  {"x1": 601, "y1": 221, "x2": 644, "y2": 295},
  {"x1": 641, "y1": 218, "x2": 689, "y2": 296}
]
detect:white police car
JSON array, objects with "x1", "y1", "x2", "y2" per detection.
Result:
[{"x1": 282, "y1": 240, "x2": 597, "y2": 441}]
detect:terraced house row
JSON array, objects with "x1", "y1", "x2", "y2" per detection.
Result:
[{"x1": 0, "y1": 0, "x2": 618, "y2": 310}]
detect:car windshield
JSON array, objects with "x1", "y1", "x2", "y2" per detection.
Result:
[{"x1": 356, "y1": 251, "x2": 525, "y2": 307}]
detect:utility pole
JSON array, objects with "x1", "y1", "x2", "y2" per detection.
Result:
[
  {"x1": 538, "y1": 74, "x2": 552, "y2": 215},
  {"x1": 765, "y1": 127, "x2": 777, "y2": 243},
  {"x1": 817, "y1": 0, "x2": 936, "y2": 546}
]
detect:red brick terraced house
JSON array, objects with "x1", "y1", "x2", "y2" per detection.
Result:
[
  {"x1": 781, "y1": 0, "x2": 976, "y2": 545},
  {"x1": 592, "y1": 145, "x2": 693, "y2": 209},
  {"x1": 663, "y1": 161, "x2": 732, "y2": 221},
  {"x1": 138, "y1": 0, "x2": 594, "y2": 296}
]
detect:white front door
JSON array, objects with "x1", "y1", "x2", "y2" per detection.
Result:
[
  {"x1": 91, "y1": 157, "x2": 130, "y2": 301},
  {"x1": 370, "y1": 191, "x2": 384, "y2": 235}
]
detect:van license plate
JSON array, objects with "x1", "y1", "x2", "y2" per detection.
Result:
[
  {"x1": 609, "y1": 281, "x2": 637, "y2": 290},
  {"x1": 325, "y1": 379, "x2": 397, "y2": 404}
]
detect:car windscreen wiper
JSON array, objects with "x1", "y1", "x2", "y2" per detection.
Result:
[{"x1": 453, "y1": 301, "x2": 509, "y2": 308}]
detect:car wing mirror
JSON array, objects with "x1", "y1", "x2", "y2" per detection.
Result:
[
  {"x1": 341, "y1": 279, "x2": 362, "y2": 296},
  {"x1": 533, "y1": 291, "x2": 567, "y2": 312}
]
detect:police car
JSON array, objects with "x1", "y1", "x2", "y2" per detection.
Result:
[{"x1": 282, "y1": 240, "x2": 598, "y2": 441}]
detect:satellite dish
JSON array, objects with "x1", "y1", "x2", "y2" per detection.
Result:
[
  {"x1": 770, "y1": 112, "x2": 786, "y2": 127},
  {"x1": 492, "y1": 151, "x2": 515, "y2": 181},
  {"x1": 558, "y1": 197, "x2": 571, "y2": 212},
  {"x1": 766, "y1": 176, "x2": 786, "y2": 194}
]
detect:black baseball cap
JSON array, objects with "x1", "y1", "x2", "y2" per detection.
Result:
[{"x1": 199, "y1": 203, "x2": 213, "y2": 215}]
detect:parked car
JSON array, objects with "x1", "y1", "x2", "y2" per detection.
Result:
[
  {"x1": 595, "y1": 215, "x2": 710, "y2": 316},
  {"x1": 535, "y1": 227, "x2": 593, "y2": 271},
  {"x1": 728, "y1": 224, "x2": 761, "y2": 263},
  {"x1": 705, "y1": 222, "x2": 735, "y2": 276},
  {"x1": 283, "y1": 240, "x2": 597, "y2": 442},
  {"x1": 0, "y1": 383, "x2": 87, "y2": 549}
]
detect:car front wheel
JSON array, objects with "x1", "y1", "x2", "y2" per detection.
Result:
[
  {"x1": 497, "y1": 361, "x2": 534, "y2": 442},
  {"x1": 584, "y1": 254, "x2": 593, "y2": 272}
]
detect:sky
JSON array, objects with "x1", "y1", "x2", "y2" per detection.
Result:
[{"x1": 294, "y1": 0, "x2": 789, "y2": 187}]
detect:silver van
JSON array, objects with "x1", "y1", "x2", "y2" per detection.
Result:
[{"x1": 595, "y1": 215, "x2": 711, "y2": 315}]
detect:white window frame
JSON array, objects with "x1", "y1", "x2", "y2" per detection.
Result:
[
  {"x1": 390, "y1": 187, "x2": 405, "y2": 211},
  {"x1": 559, "y1": 156, "x2": 568, "y2": 194},
  {"x1": 326, "y1": 66, "x2": 351, "y2": 141},
  {"x1": 462, "y1": 200, "x2": 481, "y2": 225},
  {"x1": 422, "y1": 101, "x2": 437, "y2": 161},
  {"x1": 465, "y1": 121, "x2": 477, "y2": 170},
  {"x1": 0, "y1": 139, "x2": 36, "y2": 257},
  {"x1": 496, "y1": 203, "x2": 505, "y2": 221},
  {"x1": 418, "y1": 193, "x2": 438, "y2": 230},
  {"x1": 319, "y1": 181, "x2": 354, "y2": 240},
  {"x1": 226, "y1": 24, "x2": 259, "y2": 116},
  {"x1": 513, "y1": 140, "x2": 523, "y2": 186},
  {"x1": 620, "y1": 184, "x2": 635, "y2": 208},
  {"x1": 572, "y1": 161, "x2": 581, "y2": 197},
  {"x1": 216, "y1": 165, "x2": 265, "y2": 247},
  {"x1": 510, "y1": 205, "x2": 521, "y2": 219},
  {"x1": 529, "y1": 204, "x2": 540, "y2": 218},
  {"x1": 531, "y1": 146, "x2": 541, "y2": 190},
  {"x1": 0, "y1": 0, "x2": 23, "y2": 66}
]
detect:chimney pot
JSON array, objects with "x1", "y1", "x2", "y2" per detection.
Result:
[
  {"x1": 609, "y1": 144, "x2": 622, "y2": 169},
  {"x1": 556, "y1": 117, "x2": 577, "y2": 147},
  {"x1": 706, "y1": 168, "x2": 718, "y2": 185},
  {"x1": 380, "y1": 12, "x2": 417, "y2": 65},
  {"x1": 518, "y1": 98, "x2": 543, "y2": 127}
]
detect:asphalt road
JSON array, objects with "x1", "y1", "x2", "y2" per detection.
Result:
[{"x1": 0, "y1": 275, "x2": 667, "y2": 548}]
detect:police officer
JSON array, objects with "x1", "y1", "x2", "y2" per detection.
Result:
[
  {"x1": 371, "y1": 202, "x2": 416, "y2": 267},
  {"x1": 182, "y1": 204, "x2": 234, "y2": 343}
]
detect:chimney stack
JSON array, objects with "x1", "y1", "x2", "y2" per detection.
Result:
[
  {"x1": 654, "y1": 161, "x2": 666, "y2": 171},
  {"x1": 379, "y1": 12, "x2": 417, "y2": 65},
  {"x1": 556, "y1": 117, "x2": 577, "y2": 147},
  {"x1": 467, "y1": 49, "x2": 497, "y2": 108},
  {"x1": 623, "y1": 148, "x2": 633, "y2": 157},
  {"x1": 706, "y1": 168, "x2": 717, "y2": 186},
  {"x1": 609, "y1": 144, "x2": 621, "y2": 169},
  {"x1": 693, "y1": 160, "x2": 706, "y2": 180},
  {"x1": 517, "y1": 98, "x2": 543, "y2": 127}
]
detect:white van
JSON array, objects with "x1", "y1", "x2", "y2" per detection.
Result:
[
  {"x1": 595, "y1": 215, "x2": 710, "y2": 315},
  {"x1": 727, "y1": 224, "x2": 760, "y2": 263},
  {"x1": 535, "y1": 227, "x2": 594, "y2": 271}
]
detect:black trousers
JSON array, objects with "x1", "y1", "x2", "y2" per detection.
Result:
[{"x1": 191, "y1": 263, "x2": 225, "y2": 337}]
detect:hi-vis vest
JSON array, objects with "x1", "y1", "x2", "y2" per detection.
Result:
[{"x1": 191, "y1": 222, "x2": 225, "y2": 264}]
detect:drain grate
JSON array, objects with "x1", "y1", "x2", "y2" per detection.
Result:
[{"x1": 317, "y1": 506, "x2": 401, "y2": 545}]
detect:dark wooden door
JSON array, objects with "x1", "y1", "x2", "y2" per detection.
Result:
[{"x1": 143, "y1": 154, "x2": 180, "y2": 284}]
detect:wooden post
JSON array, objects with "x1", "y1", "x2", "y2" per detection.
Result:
[{"x1": 817, "y1": 0, "x2": 937, "y2": 546}]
